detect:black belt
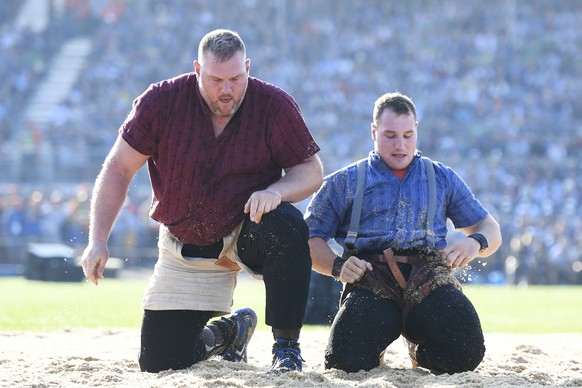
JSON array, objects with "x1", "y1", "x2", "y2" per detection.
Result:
[{"x1": 181, "y1": 240, "x2": 224, "y2": 258}]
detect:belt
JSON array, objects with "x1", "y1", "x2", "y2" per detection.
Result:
[
  {"x1": 380, "y1": 253, "x2": 420, "y2": 265},
  {"x1": 380, "y1": 248, "x2": 409, "y2": 289},
  {"x1": 181, "y1": 240, "x2": 241, "y2": 271},
  {"x1": 395, "y1": 255, "x2": 422, "y2": 264},
  {"x1": 355, "y1": 251, "x2": 419, "y2": 265},
  {"x1": 182, "y1": 240, "x2": 224, "y2": 258}
]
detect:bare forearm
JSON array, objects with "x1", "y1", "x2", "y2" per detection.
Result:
[
  {"x1": 474, "y1": 214, "x2": 502, "y2": 257},
  {"x1": 88, "y1": 165, "x2": 133, "y2": 245},
  {"x1": 82, "y1": 137, "x2": 147, "y2": 285},
  {"x1": 308, "y1": 237, "x2": 339, "y2": 276},
  {"x1": 271, "y1": 155, "x2": 323, "y2": 203},
  {"x1": 456, "y1": 214, "x2": 503, "y2": 260},
  {"x1": 309, "y1": 237, "x2": 373, "y2": 283}
]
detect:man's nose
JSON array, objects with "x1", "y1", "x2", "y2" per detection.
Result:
[
  {"x1": 220, "y1": 81, "x2": 232, "y2": 94},
  {"x1": 394, "y1": 137, "x2": 405, "y2": 148}
]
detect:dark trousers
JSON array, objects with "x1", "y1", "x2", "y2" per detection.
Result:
[
  {"x1": 237, "y1": 202, "x2": 312, "y2": 329},
  {"x1": 139, "y1": 310, "x2": 212, "y2": 372},
  {"x1": 325, "y1": 284, "x2": 485, "y2": 374},
  {"x1": 139, "y1": 203, "x2": 312, "y2": 372}
]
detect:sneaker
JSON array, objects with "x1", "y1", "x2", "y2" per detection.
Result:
[
  {"x1": 270, "y1": 338, "x2": 305, "y2": 373},
  {"x1": 213, "y1": 307, "x2": 257, "y2": 362}
]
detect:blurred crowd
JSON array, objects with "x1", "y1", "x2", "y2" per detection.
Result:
[
  {"x1": 0, "y1": 182, "x2": 159, "y2": 267},
  {"x1": 1, "y1": 0, "x2": 581, "y2": 284}
]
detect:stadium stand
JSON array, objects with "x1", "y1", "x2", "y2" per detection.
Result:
[{"x1": 1, "y1": 0, "x2": 581, "y2": 285}]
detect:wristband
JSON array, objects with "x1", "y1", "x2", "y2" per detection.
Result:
[
  {"x1": 331, "y1": 256, "x2": 348, "y2": 279},
  {"x1": 467, "y1": 233, "x2": 488, "y2": 253}
]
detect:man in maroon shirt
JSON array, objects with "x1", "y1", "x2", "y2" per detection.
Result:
[{"x1": 81, "y1": 29, "x2": 322, "y2": 373}]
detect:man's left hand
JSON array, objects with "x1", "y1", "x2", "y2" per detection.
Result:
[{"x1": 439, "y1": 237, "x2": 481, "y2": 268}]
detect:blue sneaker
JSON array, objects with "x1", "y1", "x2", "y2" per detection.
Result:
[
  {"x1": 216, "y1": 307, "x2": 257, "y2": 362},
  {"x1": 270, "y1": 338, "x2": 305, "y2": 372}
]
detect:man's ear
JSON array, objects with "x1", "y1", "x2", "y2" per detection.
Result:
[
  {"x1": 193, "y1": 60, "x2": 201, "y2": 75},
  {"x1": 371, "y1": 123, "x2": 377, "y2": 141}
]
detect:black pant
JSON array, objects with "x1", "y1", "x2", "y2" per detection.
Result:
[
  {"x1": 139, "y1": 310, "x2": 212, "y2": 372},
  {"x1": 139, "y1": 203, "x2": 312, "y2": 372},
  {"x1": 325, "y1": 284, "x2": 485, "y2": 374},
  {"x1": 237, "y1": 202, "x2": 312, "y2": 329}
]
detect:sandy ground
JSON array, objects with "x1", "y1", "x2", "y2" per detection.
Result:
[{"x1": 1, "y1": 329, "x2": 581, "y2": 387}]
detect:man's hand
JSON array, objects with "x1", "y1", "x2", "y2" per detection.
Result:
[
  {"x1": 81, "y1": 242, "x2": 110, "y2": 285},
  {"x1": 244, "y1": 189, "x2": 282, "y2": 223},
  {"x1": 439, "y1": 237, "x2": 481, "y2": 268},
  {"x1": 338, "y1": 256, "x2": 373, "y2": 283}
]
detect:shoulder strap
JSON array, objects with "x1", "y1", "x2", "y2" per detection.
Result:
[
  {"x1": 345, "y1": 157, "x2": 437, "y2": 252},
  {"x1": 422, "y1": 157, "x2": 436, "y2": 248},
  {"x1": 344, "y1": 159, "x2": 367, "y2": 253}
]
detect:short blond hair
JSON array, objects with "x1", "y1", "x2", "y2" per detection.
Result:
[{"x1": 198, "y1": 29, "x2": 246, "y2": 63}]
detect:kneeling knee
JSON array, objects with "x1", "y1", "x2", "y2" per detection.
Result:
[
  {"x1": 325, "y1": 350, "x2": 378, "y2": 373},
  {"x1": 263, "y1": 203, "x2": 308, "y2": 235},
  {"x1": 462, "y1": 341, "x2": 486, "y2": 371},
  {"x1": 259, "y1": 204, "x2": 309, "y2": 249},
  {"x1": 139, "y1": 352, "x2": 195, "y2": 373},
  {"x1": 427, "y1": 342, "x2": 485, "y2": 374}
]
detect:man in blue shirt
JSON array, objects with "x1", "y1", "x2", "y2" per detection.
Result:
[{"x1": 305, "y1": 92, "x2": 502, "y2": 374}]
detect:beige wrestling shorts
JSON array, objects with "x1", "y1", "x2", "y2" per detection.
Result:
[{"x1": 142, "y1": 223, "x2": 261, "y2": 316}]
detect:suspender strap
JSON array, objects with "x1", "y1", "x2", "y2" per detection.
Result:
[
  {"x1": 344, "y1": 159, "x2": 367, "y2": 253},
  {"x1": 422, "y1": 157, "x2": 437, "y2": 249},
  {"x1": 345, "y1": 156, "x2": 437, "y2": 252}
]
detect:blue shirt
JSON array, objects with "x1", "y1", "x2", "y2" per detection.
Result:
[{"x1": 305, "y1": 151, "x2": 488, "y2": 253}]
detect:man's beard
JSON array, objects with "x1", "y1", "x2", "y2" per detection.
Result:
[{"x1": 209, "y1": 97, "x2": 239, "y2": 117}]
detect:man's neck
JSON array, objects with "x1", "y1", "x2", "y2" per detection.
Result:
[
  {"x1": 391, "y1": 167, "x2": 408, "y2": 180},
  {"x1": 212, "y1": 116, "x2": 231, "y2": 137}
]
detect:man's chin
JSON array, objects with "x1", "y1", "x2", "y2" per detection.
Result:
[
  {"x1": 387, "y1": 159, "x2": 410, "y2": 170},
  {"x1": 212, "y1": 108, "x2": 235, "y2": 118},
  {"x1": 215, "y1": 105, "x2": 238, "y2": 117}
]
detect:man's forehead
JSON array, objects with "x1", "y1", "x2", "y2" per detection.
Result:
[
  {"x1": 379, "y1": 127, "x2": 416, "y2": 133},
  {"x1": 200, "y1": 50, "x2": 245, "y2": 66},
  {"x1": 378, "y1": 111, "x2": 416, "y2": 125},
  {"x1": 200, "y1": 52, "x2": 246, "y2": 77}
]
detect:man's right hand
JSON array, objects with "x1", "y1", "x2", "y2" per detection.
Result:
[
  {"x1": 338, "y1": 256, "x2": 373, "y2": 283},
  {"x1": 81, "y1": 242, "x2": 110, "y2": 286},
  {"x1": 243, "y1": 189, "x2": 282, "y2": 224}
]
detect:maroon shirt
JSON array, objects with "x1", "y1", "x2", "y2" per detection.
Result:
[{"x1": 120, "y1": 73, "x2": 320, "y2": 244}]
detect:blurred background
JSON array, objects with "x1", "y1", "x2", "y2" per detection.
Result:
[{"x1": 1, "y1": 0, "x2": 581, "y2": 286}]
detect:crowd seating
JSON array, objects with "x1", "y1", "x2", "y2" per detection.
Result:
[{"x1": 1, "y1": 0, "x2": 581, "y2": 284}]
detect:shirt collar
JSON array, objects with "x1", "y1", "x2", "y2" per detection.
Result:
[{"x1": 368, "y1": 149, "x2": 422, "y2": 171}]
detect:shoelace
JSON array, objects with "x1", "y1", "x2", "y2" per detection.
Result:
[{"x1": 272, "y1": 346, "x2": 305, "y2": 371}]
